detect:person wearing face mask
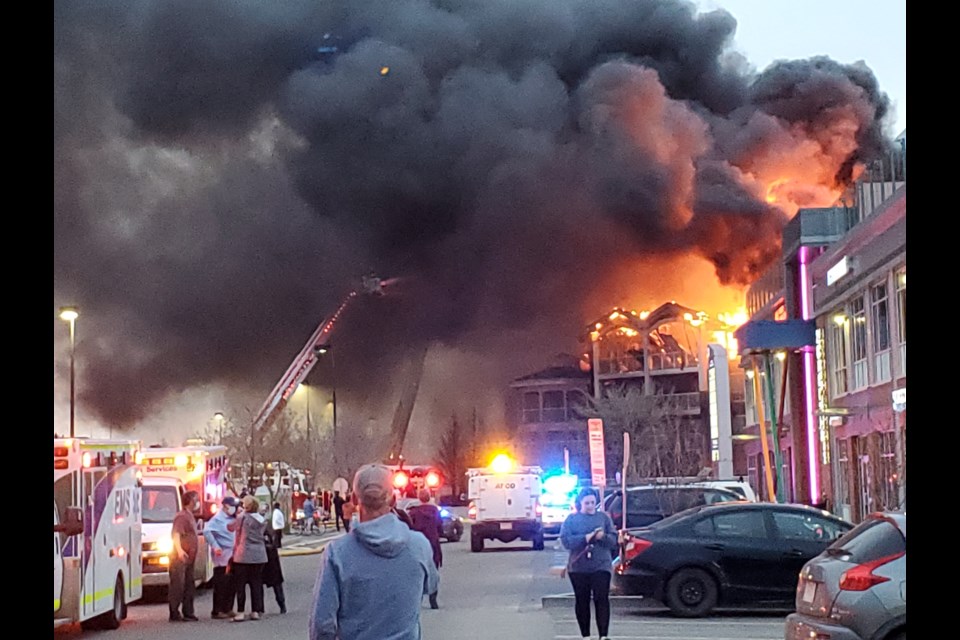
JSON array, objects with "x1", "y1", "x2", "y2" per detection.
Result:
[
  {"x1": 560, "y1": 487, "x2": 618, "y2": 640},
  {"x1": 169, "y1": 490, "x2": 201, "y2": 622},
  {"x1": 204, "y1": 496, "x2": 240, "y2": 619}
]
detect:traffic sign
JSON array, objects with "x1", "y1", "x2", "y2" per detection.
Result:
[{"x1": 587, "y1": 418, "x2": 606, "y2": 487}]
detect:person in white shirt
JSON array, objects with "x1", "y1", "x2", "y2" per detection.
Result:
[{"x1": 271, "y1": 502, "x2": 286, "y2": 548}]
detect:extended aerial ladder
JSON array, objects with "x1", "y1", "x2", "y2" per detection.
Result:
[
  {"x1": 383, "y1": 346, "x2": 429, "y2": 462},
  {"x1": 249, "y1": 274, "x2": 393, "y2": 444}
]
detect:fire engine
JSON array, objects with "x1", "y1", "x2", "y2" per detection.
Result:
[
  {"x1": 386, "y1": 461, "x2": 444, "y2": 499},
  {"x1": 54, "y1": 438, "x2": 143, "y2": 630}
]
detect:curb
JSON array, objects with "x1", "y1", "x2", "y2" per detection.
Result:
[
  {"x1": 279, "y1": 545, "x2": 328, "y2": 557},
  {"x1": 542, "y1": 594, "x2": 653, "y2": 611}
]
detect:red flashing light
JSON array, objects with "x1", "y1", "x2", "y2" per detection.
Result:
[
  {"x1": 393, "y1": 471, "x2": 410, "y2": 489},
  {"x1": 839, "y1": 552, "x2": 904, "y2": 591},
  {"x1": 425, "y1": 471, "x2": 441, "y2": 488}
]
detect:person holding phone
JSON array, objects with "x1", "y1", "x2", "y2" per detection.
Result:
[{"x1": 560, "y1": 487, "x2": 618, "y2": 640}]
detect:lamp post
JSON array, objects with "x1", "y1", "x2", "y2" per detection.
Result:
[
  {"x1": 314, "y1": 344, "x2": 337, "y2": 473},
  {"x1": 58, "y1": 306, "x2": 79, "y2": 438},
  {"x1": 214, "y1": 412, "x2": 225, "y2": 445}
]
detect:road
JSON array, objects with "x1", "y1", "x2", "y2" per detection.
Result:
[{"x1": 55, "y1": 526, "x2": 789, "y2": 639}]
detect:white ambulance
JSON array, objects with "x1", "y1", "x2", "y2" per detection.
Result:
[
  {"x1": 467, "y1": 454, "x2": 544, "y2": 552},
  {"x1": 54, "y1": 438, "x2": 143, "y2": 630},
  {"x1": 139, "y1": 445, "x2": 229, "y2": 587}
]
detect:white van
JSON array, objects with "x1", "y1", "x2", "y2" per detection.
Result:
[
  {"x1": 692, "y1": 479, "x2": 758, "y2": 502},
  {"x1": 140, "y1": 477, "x2": 211, "y2": 587}
]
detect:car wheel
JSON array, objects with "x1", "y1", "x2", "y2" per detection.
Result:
[
  {"x1": 99, "y1": 576, "x2": 126, "y2": 630},
  {"x1": 664, "y1": 568, "x2": 718, "y2": 618},
  {"x1": 470, "y1": 530, "x2": 484, "y2": 552},
  {"x1": 448, "y1": 525, "x2": 463, "y2": 543}
]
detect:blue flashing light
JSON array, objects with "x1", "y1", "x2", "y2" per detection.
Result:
[
  {"x1": 543, "y1": 472, "x2": 578, "y2": 496},
  {"x1": 439, "y1": 508, "x2": 451, "y2": 518}
]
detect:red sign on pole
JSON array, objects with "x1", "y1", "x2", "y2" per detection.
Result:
[{"x1": 587, "y1": 418, "x2": 606, "y2": 487}]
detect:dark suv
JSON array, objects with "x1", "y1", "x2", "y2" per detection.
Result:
[{"x1": 603, "y1": 485, "x2": 743, "y2": 528}]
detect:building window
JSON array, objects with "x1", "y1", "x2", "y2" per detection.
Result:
[
  {"x1": 542, "y1": 391, "x2": 565, "y2": 422},
  {"x1": 871, "y1": 282, "x2": 891, "y2": 383},
  {"x1": 895, "y1": 267, "x2": 906, "y2": 374},
  {"x1": 850, "y1": 295, "x2": 869, "y2": 389},
  {"x1": 828, "y1": 313, "x2": 849, "y2": 397},
  {"x1": 522, "y1": 392, "x2": 540, "y2": 424}
]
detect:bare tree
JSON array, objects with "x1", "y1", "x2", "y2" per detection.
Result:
[
  {"x1": 434, "y1": 414, "x2": 481, "y2": 497},
  {"x1": 585, "y1": 386, "x2": 706, "y2": 484}
]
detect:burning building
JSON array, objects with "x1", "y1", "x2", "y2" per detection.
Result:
[{"x1": 509, "y1": 301, "x2": 749, "y2": 480}]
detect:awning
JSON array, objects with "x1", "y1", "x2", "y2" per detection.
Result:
[{"x1": 734, "y1": 319, "x2": 816, "y2": 352}]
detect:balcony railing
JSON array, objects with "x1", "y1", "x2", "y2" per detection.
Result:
[{"x1": 599, "y1": 351, "x2": 700, "y2": 376}]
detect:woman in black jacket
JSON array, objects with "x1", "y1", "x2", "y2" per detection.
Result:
[{"x1": 262, "y1": 505, "x2": 286, "y2": 614}]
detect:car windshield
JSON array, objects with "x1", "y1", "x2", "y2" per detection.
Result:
[{"x1": 142, "y1": 485, "x2": 180, "y2": 523}]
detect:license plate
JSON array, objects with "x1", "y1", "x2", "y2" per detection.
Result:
[
  {"x1": 801, "y1": 580, "x2": 817, "y2": 603},
  {"x1": 501, "y1": 522, "x2": 512, "y2": 530}
]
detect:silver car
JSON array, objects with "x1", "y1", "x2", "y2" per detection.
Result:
[{"x1": 785, "y1": 511, "x2": 906, "y2": 640}]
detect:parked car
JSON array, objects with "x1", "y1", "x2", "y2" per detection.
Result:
[
  {"x1": 785, "y1": 511, "x2": 906, "y2": 640},
  {"x1": 691, "y1": 479, "x2": 759, "y2": 502},
  {"x1": 603, "y1": 484, "x2": 744, "y2": 529},
  {"x1": 613, "y1": 502, "x2": 853, "y2": 617}
]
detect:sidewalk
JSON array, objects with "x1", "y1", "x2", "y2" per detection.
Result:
[{"x1": 278, "y1": 530, "x2": 345, "y2": 557}]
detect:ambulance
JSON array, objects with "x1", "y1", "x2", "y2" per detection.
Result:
[
  {"x1": 139, "y1": 444, "x2": 229, "y2": 587},
  {"x1": 54, "y1": 438, "x2": 143, "y2": 630}
]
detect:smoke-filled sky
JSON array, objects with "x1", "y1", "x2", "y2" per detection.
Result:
[{"x1": 53, "y1": 0, "x2": 901, "y2": 451}]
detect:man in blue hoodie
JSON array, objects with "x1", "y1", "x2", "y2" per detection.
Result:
[
  {"x1": 310, "y1": 464, "x2": 439, "y2": 640},
  {"x1": 203, "y1": 496, "x2": 239, "y2": 619}
]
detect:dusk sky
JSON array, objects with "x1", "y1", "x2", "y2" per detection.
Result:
[{"x1": 694, "y1": 0, "x2": 905, "y2": 134}]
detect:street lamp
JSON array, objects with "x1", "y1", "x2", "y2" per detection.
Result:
[
  {"x1": 58, "y1": 306, "x2": 79, "y2": 438},
  {"x1": 214, "y1": 412, "x2": 225, "y2": 445},
  {"x1": 314, "y1": 343, "x2": 337, "y2": 472}
]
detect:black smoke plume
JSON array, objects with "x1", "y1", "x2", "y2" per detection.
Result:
[{"x1": 54, "y1": 0, "x2": 895, "y2": 428}]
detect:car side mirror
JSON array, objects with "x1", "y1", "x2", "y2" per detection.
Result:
[{"x1": 54, "y1": 506, "x2": 84, "y2": 536}]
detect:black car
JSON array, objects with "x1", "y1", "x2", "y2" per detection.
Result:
[
  {"x1": 439, "y1": 507, "x2": 464, "y2": 542},
  {"x1": 603, "y1": 484, "x2": 744, "y2": 529},
  {"x1": 613, "y1": 502, "x2": 853, "y2": 617}
]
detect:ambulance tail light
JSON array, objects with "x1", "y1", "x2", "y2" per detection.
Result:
[
  {"x1": 82, "y1": 452, "x2": 92, "y2": 468},
  {"x1": 54, "y1": 447, "x2": 70, "y2": 457},
  {"x1": 468, "y1": 503, "x2": 478, "y2": 520},
  {"x1": 393, "y1": 471, "x2": 410, "y2": 489},
  {"x1": 425, "y1": 471, "x2": 441, "y2": 488}
]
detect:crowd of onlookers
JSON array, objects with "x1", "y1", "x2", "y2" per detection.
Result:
[{"x1": 167, "y1": 466, "x2": 447, "y2": 637}]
